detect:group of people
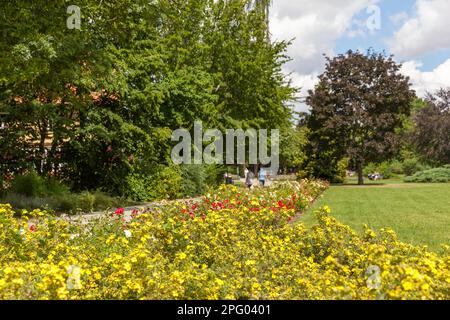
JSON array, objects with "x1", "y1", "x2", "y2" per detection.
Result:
[
  {"x1": 245, "y1": 167, "x2": 267, "y2": 189},
  {"x1": 223, "y1": 167, "x2": 268, "y2": 188}
]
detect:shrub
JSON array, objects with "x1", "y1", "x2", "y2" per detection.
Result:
[
  {"x1": 92, "y1": 191, "x2": 121, "y2": 211},
  {"x1": 402, "y1": 158, "x2": 428, "y2": 176},
  {"x1": 405, "y1": 167, "x2": 450, "y2": 183},
  {"x1": 4, "y1": 173, "x2": 119, "y2": 214},
  {"x1": 363, "y1": 161, "x2": 404, "y2": 179},
  {"x1": 125, "y1": 166, "x2": 183, "y2": 202},
  {"x1": 76, "y1": 191, "x2": 96, "y2": 213},
  {"x1": 52, "y1": 194, "x2": 79, "y2": 213},
  {"x1": 333, "y1": 158, "x2": 349, "y2": 183},
  {"x1": 45, "y1": 178, "x2": 71, "y2": 196},
  {"x1": 11, "y1": 171, "x2": 46, "y2": 197},
  {"x1": 0, "y1": 175, "x2": 4, "y2": 196},
  {"x1": 388, "y1": 160, "x2": 404, "y2": 175},
  {"x1": 1, "y1": 193, "x2": 56, "y2": 211},
  {"x1": 181, "y1": 165, "x2": 207, "y2": 197}
]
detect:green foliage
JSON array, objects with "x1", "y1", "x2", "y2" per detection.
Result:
[
  {"x1": 0, "y1": 0, "x2": 295, "y2": 200},
  {"x1": 363, "y1": 159, "x2": 428, "y2": 179},
  {"x1": 410, "y1": 89, "x2": 450, "y2": 166},
  {"x1": 181, "y1": 165, "x2": 227, "y2": 198},
  {"x1": 76, "y1": 191, "x2": 96, "y2": 213},
  {"x1": 181, "y1": 165, "x2": 207, "y2": 198},
  {"x1": 405, "y1": 166, "x2": 450, "y2": 183},
  {"x1": 363, "y1": 162, "x2": 396, "y2": 179},
  {"x1": 11, "y1": 172, "x2": 47, "y2": 197},
  {"x1": 279, "y1": 126, "x2": 308, "y2": 172},
  {"x1": 91, "y1": 191, "x2": 122, "y2": 211},
  {"x1": 2, "y1": 193, "x2": 56, "y2": 212},
  {"x1": 124, "y1": 166, "x2": 183, "y2": 202},
  {"x1": 402, "y1": 158, "x2": 428, "y2": 176},
  {"x1": 299, "y1": 149, "x2": 346, "y2": 183},
  {"x1": 4, "y1": 172, "x2": 121, "y2": 214},
  {"x1": 334, "y1": 158, "x2": 350, "y2": 183},
  {"x1": 305, "y1": 50, "x2": 416, "y2": 184}
]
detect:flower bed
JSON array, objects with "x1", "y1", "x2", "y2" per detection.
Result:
[{"x1": 0, "y1": 180, "x2": 449, "y2": 300}]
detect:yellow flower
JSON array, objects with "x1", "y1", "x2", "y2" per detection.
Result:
[
  {"x1": 176, "y1": 252, "x2": 187, "y2": 260},
  {"x1": 401, "y1": 281, "x2": 414, "y2": 291}
]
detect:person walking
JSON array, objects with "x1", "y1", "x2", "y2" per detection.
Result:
[
  {"x1": 245, "y1": 168, "x2": 254, "y2": 189},
  {"x1": 259, "y1": 167, "x2": 267, "y2": 187}
]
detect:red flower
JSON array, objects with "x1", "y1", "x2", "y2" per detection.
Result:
[
  {"x1": 115, "y1": 208, "x2": 125, "y2": 216},
  {"x1": 278, "y1": 201, "x2": 284, "y2": 208},
  {"x1": 29, "y1": 224, "x2": 37, "y2": 232},
  {"x1": 131, "y1": 209, "x2": 139, "y2": 215}
]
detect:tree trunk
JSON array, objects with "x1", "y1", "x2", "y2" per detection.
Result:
[
  {"x1": 38, "y1": 121, "x2": 48, "y2": 175},
  {"x1": 357, "y1": 162, "x2": 364, "y2": 185}
]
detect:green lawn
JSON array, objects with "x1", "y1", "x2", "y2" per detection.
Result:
[{"x1": 300, "y1": 181, "x2": 450, "y2": 251}]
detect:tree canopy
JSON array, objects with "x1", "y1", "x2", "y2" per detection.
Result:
[
  {"x1": 0, "y1": 0, "x2": 296, "y2": 196},
  {"x1": 305, "y1": 50, "x2": 416, "y2": 184},
  {"x1": 411, "y1": 88, "x2": 450, "y2": 166}
]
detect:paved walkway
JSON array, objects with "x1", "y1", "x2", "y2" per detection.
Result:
[
  {"x1": 60, "y1": 198, "x2": 200, "y2": 223},
  {"x1": 56, "y1": 177, "x2": 278, "y2": 223}
]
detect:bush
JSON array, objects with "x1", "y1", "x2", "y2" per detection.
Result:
[
  {"x1": 76, "y1": 191, "x2": 96, "y2": 213},
  {"x1": 92, "y1": 191, "x2": 121, "y2": 211},
  {"x1": 333, "y1": 158, "x2": 349, "y2": 183},
  {"x1": 388, "y1": 160, "x2": 404, "y2": 175},
  {"x1": 402, "y1": 158, "x2": 428, "y2": 176},
  {"x1": 405, "y1": 166, "x2": 450, "y2": 183},
  {"x1": 363, "y1": 161, "x2": 404, "y2": 179},
  {"x1": 181, "y1": 165, "x2": 207, "y2": 197},
  {"x1": 4, "y1": 173, "x2": 120, "y2": 214},
  {"x1": 45, "y1": 178, "x2": 71, "y2": 196},
  {"x1": 52, "y1": 194, "x2": 79, "y2": 213},
  {"x1": 0, "y1": 175, "x2": 4, "y2": 197},
  {"x1": 1, "y1": 193, "x2": 56, "y2": 212},
  {"x1": 11, "y1": 172, "x2": 46, "y2": 197},
  {"x1": 125, "y1": 166, "x2": 183, "y2": 202}
]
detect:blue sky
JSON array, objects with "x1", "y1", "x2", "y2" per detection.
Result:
[
  {"x1": 269, "y1": 0, "x2": 450, "y2": 110},
  {"x1": 337, "y1": 0, "x2": 450, "y2": 71}
]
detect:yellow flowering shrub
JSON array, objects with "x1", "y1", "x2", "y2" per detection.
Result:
[{"x1": 0, "y1": 180, "x2": 449, "y2": 300}]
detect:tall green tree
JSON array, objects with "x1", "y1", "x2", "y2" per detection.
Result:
[
  {"x1": 411, "y1": 88, "x2": 450, "y2": 166},
  {"x1": 1, "y1": 0, "x2": 297, "y2": 197}
]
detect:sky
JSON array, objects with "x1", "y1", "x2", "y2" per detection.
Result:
[{"x1": 269, "y1": 0, "x2": 450, "y2": 112}]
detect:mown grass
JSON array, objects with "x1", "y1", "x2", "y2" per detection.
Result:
[{"x1": 300, "y1": 181, "x2": 450, "y2": 251}]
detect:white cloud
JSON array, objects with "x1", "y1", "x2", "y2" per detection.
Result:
[
  {"x1": 389, "y1": 11, "x2": 408, "y2": 25},
  {"x1": 389, "y1": 0, "x2": 450, "y2": 58},
  {"x1": 269, "y1": 0, "x2": 379, "y2": 113},
  {"x1": 288, "y1": 71, "x2": 320, "y2": 113},
  {"x1": 400, "y1": 59, "x2": 450, "y2": 96},
  {"x1": 270, "y1": 0, "x2": 378, "y2": 74}
]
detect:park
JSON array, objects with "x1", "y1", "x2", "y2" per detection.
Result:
[{"x1": 0, "y1": 0, "x2": 449, "y2": 301}]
